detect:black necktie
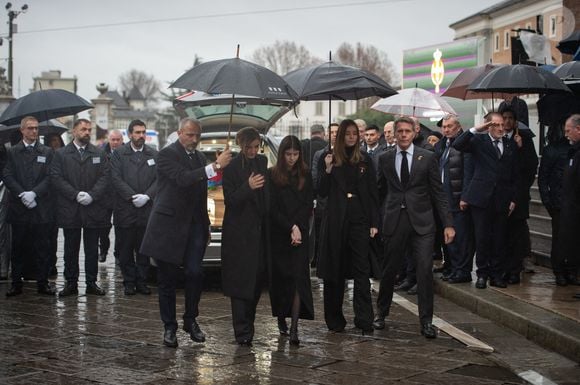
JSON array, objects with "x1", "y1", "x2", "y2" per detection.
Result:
[
  {"x1": 79, "y1": 147, "x2": 85, "y2": 159},
  {"x1": 135, "y1": 150, "x2": 142, "y2": 162},
  {"x1": 400, "y1": 150, "x2": 409, "y2": 186},
  {"x1": 493, "y1": 140, "x2": 502, "y2": 159},
  {"x1": 26, "y1": 145, "x2": 34, "y2": 153}
]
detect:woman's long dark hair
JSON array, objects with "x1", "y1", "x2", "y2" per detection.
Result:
[
  {"x1": 270, "y1": 135, "x2": 307, "y2": 190},
  {"x1": 333, "y1": 119, "x2": 362, "y2": 166}
]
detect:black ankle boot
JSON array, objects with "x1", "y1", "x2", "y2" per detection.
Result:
[
  {"x1": 289, "y1": 326, "x2": 299, "y2": 346},
  {"x1": 278, "y1": 317, "x2": 288, "y2": 335}
]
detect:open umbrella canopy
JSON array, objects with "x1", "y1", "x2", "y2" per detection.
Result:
[
  {"x1": 537, "y1": 93, "x2": 580, "y2": 126},
  {"x1": 467, "y1": 64, "x2": 571, "y2": 95},
  {"x1": 441, "y1": 64, "x2": 511, "y2": 100},
  {"x1": 371, "y1": 87, "x2": 457, "y2": 118},
  {"x1": 170, "y1": 57, "x2": 298, "y2": 101},
  {"x1": 0, "y1": 89, "x2": 93, "y2": 126},
  {"x1": 557, "y1": 30, "x2": 580, "y2": 55},
  {"x1": 552, "y1": 60, "x2": 580, "y2": 79},
  {"x1": 283, "y1": 61, "x2": 397, "y2": 101}
]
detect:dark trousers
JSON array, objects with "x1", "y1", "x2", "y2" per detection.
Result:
[
  {"x1": 10, "y1": 223, "x2": 50, "y2": 287},
  {"x1": 323, "y1": 211, "x2": 374, "y2": 331},
  {"x1": 48, "y1": 224, "x2": 58, "y2": 271},
  {"x1": 558, "y1": 210, "x2": 580, "y2": 277},
  {"x1": 447, "y1": 210, "x2": 473, "y2": 277},
  {"x1": 63, "y1": 227, "x2": 99, "y2": 284},
  {"x1": 377, "y1": 210, "x2": 434, "y2": 325},
  {"x1": 117, "y1": 226, "x2": 149, "y2": 287},
  {"x1": 505, "y1": 216, "x2": 530, "y2": 276},
  {"x1": 98, "y1": 225, "x2": 111, "y2": 256},
  {"x1": 157, "y1": 221, "x2": 206, "y2": 332},
  {"x1": 470, "y1": 206, "x2": 508, "y2": 280},
  {"x1": 230, "y1": 279, "x2": 264, "y2": 343},
  {"x1": 549, "y1": 210, "x2": 568, "y2": 275}
]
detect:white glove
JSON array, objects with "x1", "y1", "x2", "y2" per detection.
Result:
[
  {"x1": 132, "y1": 194, "x2": 150, "y2": 208},
  {"x1": 19, "y1": 191, "x2": 37, "y2": 206},
  {"x1": 25, "y1": 199, "x2": 37, "y2": 209},
  {"x1": 76, "y1": 191, "x2": 93, "y2": 206}
]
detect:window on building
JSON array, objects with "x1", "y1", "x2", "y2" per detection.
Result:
[
  {"x1": 537, "y1": 14, "x2": 544, "y2": 34},
  {"x1": 315, "y1": 102, "x2": 323, "y2": 116},
  {"x1": 338, "y1": 102, "x2": 346, "y2": 116},
  {"x1": 549, "y1": 15, "x2": 557, "y2": 37},
  {"x1": 494, "y1": 32, "x2": 500, "y2": 52},
  {"x1": 504, "y1": 30, "x2": 510, "y2": 49}
]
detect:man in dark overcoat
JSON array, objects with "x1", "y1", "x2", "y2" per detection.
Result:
[
  {"x1": 221, "y1": 127, "x2": 270, "y2": 346},
  {"x1": 452, "y1": 112, "x2": 518, "y2": 289},
  {"x1": 51, "y1": 118, "x2": 110, "y2": 296},
  {"x1": 3, "y1": 116, "x2": 55, "y2": 296},
  {"x1": 374, "y1": 117, "x2": 454, "y2": 339},
  {"x1": 111, "y1": 120, "x2": 157, "y2": 296},
  {"x1": 140, "y1": 118, "x2": 231, "y2": 348}
]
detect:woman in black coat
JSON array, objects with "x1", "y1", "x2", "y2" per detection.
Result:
[
  {"x1": 317, "y1": 119, "x2": 379, "y2": 333},
  {"x1": 268, "y1": 135, "x2": 314, "y2": 346},
  {"x1": 221, "y1": 127, "x2": 270, "y2": 346}
]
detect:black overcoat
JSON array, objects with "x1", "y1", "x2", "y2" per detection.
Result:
[
  {"x1": 315, "y1": 153, "x2": 379, "y2": 281},
  {"x1": 110, "y1": 143, "x2": 158, "y2": 228},
  {"x1": 221, "y1": 154, "x2": 270, "y2": 300},
  {"x1": 3, "y1": 141, "x2": 53, "y2": 224},
  {"x1": 268, "y1": 169, "x2": 314, "y2": 320},
  {"x1": 50, "y1": 142, "x2": 110, "y2": 228},
  {"x1": 140, "y1": 141, "x2": 209, "y2": 265}
]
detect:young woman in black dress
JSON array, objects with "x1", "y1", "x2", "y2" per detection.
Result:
[{"x1": 268, "y1": 135, "x2": 314, "y2": 345}]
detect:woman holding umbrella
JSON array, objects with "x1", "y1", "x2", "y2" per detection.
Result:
[
  {"x1": 317, "y1": 119, "x2": 379, "y2": 333},
  {"x1": 268, "y1": 135, "x2": 314, "y2": 346}
]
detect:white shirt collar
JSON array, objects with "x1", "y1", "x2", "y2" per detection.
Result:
[
  {"x1": 131, "y1": 143, "x2": 143, "y2": 152},
  {"x1": 396, "y1": 143, "x2": 414, "y2": 155},
  {"x1": 488, "y1": 133, "x2": 502, "y2": 143},
  {"x1": 73, "y1": 141, "x2": 86, "y2": 151}
]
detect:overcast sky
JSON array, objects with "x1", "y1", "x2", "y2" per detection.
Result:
[{"x1": 5, "y1": 0, "x2": 501, "y2": 103}]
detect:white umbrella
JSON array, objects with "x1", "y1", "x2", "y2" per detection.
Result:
[{"x1": 371, "y1": 87, "x2": 457, "y2": 118}]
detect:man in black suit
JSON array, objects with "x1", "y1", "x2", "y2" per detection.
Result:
[
  {"x1": 110, "y1": 120, "x2": 157, "y2": 296},
  {"x1": 301, "y1": 124, "x2": 327, "y2": 168},
  {"x1": 3, "y1": 116, "x2": 55, "y2": 296},
  {"x1": 140, "y1": 118, "x2": 232, "y2": 348},
  {"x1": 500, "y1": 107, "x2": 538, "y2": 284},
  {"x1": 434, "y1": 115, "x2": 473, "y2": 283},
  {"x1": 374, "y1": 117, "x2": 454, "y2": 338},
  {"x1": 453, "y1": 112, "x2": 518, "y2": 289},
  {"x1": 51, "y1": 119, "x2": 110, "y2": 297}
]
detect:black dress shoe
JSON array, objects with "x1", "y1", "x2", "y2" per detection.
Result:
[
  {"x1": 37, "y1": 283, "x2": 56, "y2": 295},
  {"x1": 555, "y1": 275, "x2": 568, "y2": 286},
  {"x1": 163, "y1": 329, "x2": 178, "y2": 348},
  {"x1": 124, "y1": 285, "x2": 136, "y2": 296},
  {"x1": 98, "y1": 253, "x2": 107, "y2": 263},
  {"x1": 507, "y1": 274, "x2": 520, "y2": 284},
  {"x1": 441, "y1": 270, "x2": 454, "y2": 281},
  {"x1": 136, "y1": 283, "x2": 151, "y2": 295},
  {"x1": 86, "y1": 282, "x2": 106, "y2": 296},
  {"x1": 59, "y1": 282, "x2": 78, "y2": 296},
  {"x1": 238, "y1": 339, "x2": 252, "y2": 347},
  {"x1": 421, "y1": 323, "x2": 437, "y2": 339},
  {"x1": 407, "y1": 284, "x2": 418, "y2": 295},
  {"x1": 448, "y1": 274, "x2": 472, "y2": 284},
  {"x1": 184, "y1": 320, "x2": 205, "y2": 343},
  {"x1": 489, "y1": 278, "x2": 507, "y2": 288},
  {"x1": 394, "y1": 280, "x2": 414, "y2": 292},
  {"x1": 6, "y1": 284, "x2": 23, "y2": 297},
  {"x1": 372, "y1": 317, "x2": 386, "y2": 330},
  {"x1": 289, "y1": 327, "x2": 300, "y2": 346},
  {"x1": 475, "y1": 277, "x2": 487, "y2": 289},
  {"x1": 277, "y1": 317, "x2": 289, "y2": 335}
]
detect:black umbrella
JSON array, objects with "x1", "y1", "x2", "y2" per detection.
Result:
[
  {"x1": 556, "y1": 30, "x2": 580, "y2": 55},
  {"x1": 467, "y1": 64, "x2": 571, "y2": 95},
  {"x1": 170, "y1": 46, "x2": 298, "y2": 140},
  {"x1": 283, "y1": 58, "x2": 397, "y2": 141},
  {"x1": 0, "y1": 89, "x2": 93, "y2": 126},
  {"x1": 537, "y1": 93, "x2": 580, "y2": 126},
  {"x1": 0, "y1": 119, "x2": 68, "y2": 144}
]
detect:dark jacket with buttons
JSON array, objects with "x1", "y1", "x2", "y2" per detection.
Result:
[
  {"x1": 110, "y1": 142, "x2": 158, "y2": 228},
  {"x1": 434, "y1": 133, "x2": 472, "y2": 212},
  {"x1": 50, "y1": 142, "x2": 111, "y2": 228},
  {"x1": 3, "y1": 141, "x2": 53, "y2": 224},
  {"x1": 538, "y1": 139, "x2": 570, "y2": 213},
  {"x1": 140, "y1": 141, "x2": 209, "y2": 265}
]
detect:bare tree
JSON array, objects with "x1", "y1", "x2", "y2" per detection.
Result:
[
  {"x1": 118, "y1": 69, "x2": 162, "y2": 106},
  {"x1": 251, "y1": 40, "x2": 322, "y2": 75},
  {"x1": 336, "y1": 42, "x2": 399, "y2": 109}
]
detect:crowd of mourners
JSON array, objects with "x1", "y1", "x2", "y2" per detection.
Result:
[{"x1": 0, "y1": 103, "x2": 578, "y2": 347}]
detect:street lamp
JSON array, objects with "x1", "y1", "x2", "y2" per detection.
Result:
[{"x1": 5, "y1": 2, "x2": 28, "y2": 93}]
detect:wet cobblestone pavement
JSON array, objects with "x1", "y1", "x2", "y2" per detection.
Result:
[{"x1": 1, "y1": 257, "x2": 579, "y2": 384}]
